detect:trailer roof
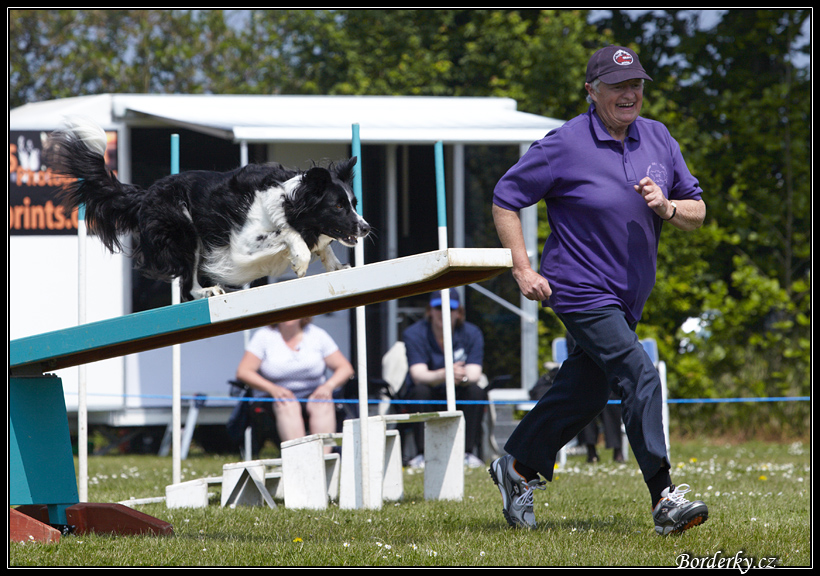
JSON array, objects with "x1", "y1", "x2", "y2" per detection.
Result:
[{"x1": 10, "y1": 93, "x2": 563, "y2": 145}]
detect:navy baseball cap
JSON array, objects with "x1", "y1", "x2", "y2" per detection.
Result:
[
  {"x1": 429, "y1": 288, "x2": 460, "y2": 309},
  {"x1": 586, "y1": 45, "x2": 653, "y2": 84}
]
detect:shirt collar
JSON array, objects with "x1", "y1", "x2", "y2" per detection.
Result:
[{"x1": 588, "y1": 104, "x2": 640, "y2": 143}]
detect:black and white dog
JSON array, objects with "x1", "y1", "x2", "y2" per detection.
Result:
[{"x1": 47, "y1": 118, "x2": 371, "y2": 300}]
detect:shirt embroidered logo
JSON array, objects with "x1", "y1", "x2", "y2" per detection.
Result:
[{"x1": 646, "y1": 162, "x2": 669, "y2": 189}]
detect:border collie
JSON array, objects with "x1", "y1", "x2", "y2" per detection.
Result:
[{"x1": 47, "y1": 118, "x2": 371, "y2": 301}]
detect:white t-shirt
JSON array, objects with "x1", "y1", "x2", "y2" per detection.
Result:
[{"x1": 246, "y1": 324, "x2": 339, "y2": 399}]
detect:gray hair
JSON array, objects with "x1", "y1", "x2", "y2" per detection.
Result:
[{"x1": 585, "y1": 79, "x2": 601, "y2": 104}]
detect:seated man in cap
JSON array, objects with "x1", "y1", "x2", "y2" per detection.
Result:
[{"x1": 399, "y1": 288, "x2": 487, "y2": 468}]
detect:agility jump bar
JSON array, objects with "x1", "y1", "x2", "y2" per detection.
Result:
[{"x1": 10, "y1": 248, "x2": 512, "y2": 375}]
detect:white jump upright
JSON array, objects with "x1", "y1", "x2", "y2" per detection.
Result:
[
  {"x1": 339, "y1": 417, "x2": 388, "y2": 509},
  {"x1": 280, "y1": 435, "x2": 342, "y2": 509},
  {"x1": 385, "y1": 411, "x2": 465, "y2": 502},
  {"x1": 339, "y1": 411, "x2": 464, "y2": 509}
]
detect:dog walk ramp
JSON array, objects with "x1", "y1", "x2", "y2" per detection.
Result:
[{"x1": 10, "y1": 248, "x2": 512, "y2": 374}]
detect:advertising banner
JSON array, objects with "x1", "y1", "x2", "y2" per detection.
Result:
[{"x1": 9, "y1": 129, "x2": 118, "y2": 235}]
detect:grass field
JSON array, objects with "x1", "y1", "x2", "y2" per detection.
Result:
[{"x1": 9, "y1": 438, "x2": 810, "y2": 567}]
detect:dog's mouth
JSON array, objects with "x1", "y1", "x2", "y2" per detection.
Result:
[
  {"x1": 331, "y1": 226, "x2": 370, "y2": 247},
  {"x1": 332, "y1": 230, "x2": 359, "y2": 248},
  {"x1": 336, "y1": 234, "x2": 359, "y2": 247}
]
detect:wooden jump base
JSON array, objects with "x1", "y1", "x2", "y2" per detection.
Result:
[{"x1": 9, "y1": 248, "x2": 511, "y2": 541}]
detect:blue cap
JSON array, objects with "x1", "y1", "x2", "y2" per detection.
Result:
[{"x1": 429, "y1": 288, "x2": 460, "y2": 309}]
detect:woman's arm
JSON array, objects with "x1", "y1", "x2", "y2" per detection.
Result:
[{"x1": 310, "y1": 350, "x2": 354, "y2": 400}]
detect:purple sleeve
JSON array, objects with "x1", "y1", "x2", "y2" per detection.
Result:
[
  {"x1": 493, "y1": 141, "x2": 554, "y2": 211},
  {"x1": 668, "y1": 136, "x2": 703, "y2": 202}
]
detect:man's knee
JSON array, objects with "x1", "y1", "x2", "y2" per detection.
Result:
[
  {"x1": 406, "y1": 384, "x2": 434, "y2": 401},
  {"x1": 461, "y1": 383, "x2": 488, "y2": 401}
]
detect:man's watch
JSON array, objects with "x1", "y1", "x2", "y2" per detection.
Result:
[{"x1": 662, "y1": 201, "x2": 677, "y2": 221}]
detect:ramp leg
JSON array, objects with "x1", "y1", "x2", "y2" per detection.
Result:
[
  {"x1": 10, "y1": 376, "x2": 79, "y2": 525},
  {"x1": 10, "y1": 376, "x2": 172, "y2": 537}
]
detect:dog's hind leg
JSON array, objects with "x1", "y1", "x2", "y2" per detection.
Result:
[
  {"x1": 137, "y1": 205, "x2": 203, "y2": 300},
  {"x1": 191, "y1": 282, "x2": 226, "y2": 300},
  {"x1": 191, "y1": 277, "x2": 226, "y2": 299},
  {"x1": 189, "y1": 249, "x2": 226, "y2": 299}
]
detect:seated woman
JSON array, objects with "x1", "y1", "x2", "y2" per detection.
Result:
[
  {"x1": 400, "y1": 289, "x2": 487, "y2": 468},
  {"x1": 236, "y1": 317, "x2": 354, "y2": 454}
]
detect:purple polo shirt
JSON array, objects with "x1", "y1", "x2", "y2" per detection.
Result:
[{"x1": 493, "y1": 105, "x2": 703, "y2": 324}]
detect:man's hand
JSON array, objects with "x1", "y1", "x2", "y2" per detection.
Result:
[
  {"x1": 634, "y1": 177, "x2": 706, "y2": 231},
  {"x1": 513, "y1": 266, "x2": 552, "y2": 302},
  {"x1": 493, "y1": 203, "x2": 552, "y2": 302},
  {"x1": 634, "y1": 177, "x2": 674, "y2": 220}
]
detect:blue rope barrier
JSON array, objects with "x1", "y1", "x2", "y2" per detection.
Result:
[{"x1": 66, "y1": 391, "x2": 809, "y2": 406}]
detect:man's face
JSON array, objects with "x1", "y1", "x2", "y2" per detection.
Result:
[{"x1": 585, "y1": 78, "x2": 644, "y2": 137}]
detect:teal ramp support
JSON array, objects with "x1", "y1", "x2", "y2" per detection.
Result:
[{"x1": 10, "y1": 375, "x2": 79, "y2": 526}]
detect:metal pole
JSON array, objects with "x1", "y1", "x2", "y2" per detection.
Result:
[
  {"x1": 77, "y1": 203, "x2": 88, "y2": 502},
  {"x1": 170, "y1": 134, "x2": 181, "y2": 485},
  {"x1": 352, "y1": 124, "x2": 372, "y2": 508},
  {"x1": 434, "y1": 142, "x2": 456, "y2": 412}
]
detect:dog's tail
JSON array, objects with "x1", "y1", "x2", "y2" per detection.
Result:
[{"x1": 47, "y1": 117, "x2": 142, "y2": 253}]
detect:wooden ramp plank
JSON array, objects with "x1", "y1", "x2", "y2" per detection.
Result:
[{"x1": 10, "y1": 248, "x2": 511, "y2": 374}]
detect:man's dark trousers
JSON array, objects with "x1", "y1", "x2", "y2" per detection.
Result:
[{"x1": 505, "y1": 306, "x2": 669, "y2": 482}]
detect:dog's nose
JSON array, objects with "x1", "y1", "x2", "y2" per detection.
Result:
[{"x1": 359, "y1": 221, "x2": 371, "y2": 236}]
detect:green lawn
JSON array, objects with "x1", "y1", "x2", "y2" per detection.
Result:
[{"x1": 9, "y1": 438, "x2": 810, "y2": 567}]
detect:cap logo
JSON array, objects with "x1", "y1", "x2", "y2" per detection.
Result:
[{"x1": 613, "y1": 49, "x2": 634, "y2": 66}]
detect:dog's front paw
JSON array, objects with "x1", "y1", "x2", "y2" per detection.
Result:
[
  {"x1": 323, "y1": 260, "x2": 350, "y2": 272},
  {"x1": 318, "y1": 247, "x2": 348, "y2": 272},
  {"x1": 287, "y1": 238, "x2": 312, "y2": 278},
  {"x1": 291, "y1": 259, "x2": 310, "y2": 278}
]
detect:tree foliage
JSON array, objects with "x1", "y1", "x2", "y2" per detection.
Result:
[
  {"x1": 594, "y1": 10, "x2": 811, "y2": 435},
  {"x1": 9, "y1": 9, "x2": 810, "y2": 434}
]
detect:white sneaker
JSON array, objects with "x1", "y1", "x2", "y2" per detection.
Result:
[
  {"x1": 407, "y1": 454, "x2": 425, "y2": 469},
  {"x1": 464, "y1": 453, "x2": 485, "y2": 468}
]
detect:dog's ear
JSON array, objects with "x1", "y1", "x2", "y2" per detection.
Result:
[
  {"x1": 334, "y1": 157, "x2": 358, "y2": 184},
  {"x1": 302, "y1": 166, "x2": 332, "y2": 191},
  {"x1": 290, "y1": 167, "x2": 332, "y2": 217}
]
